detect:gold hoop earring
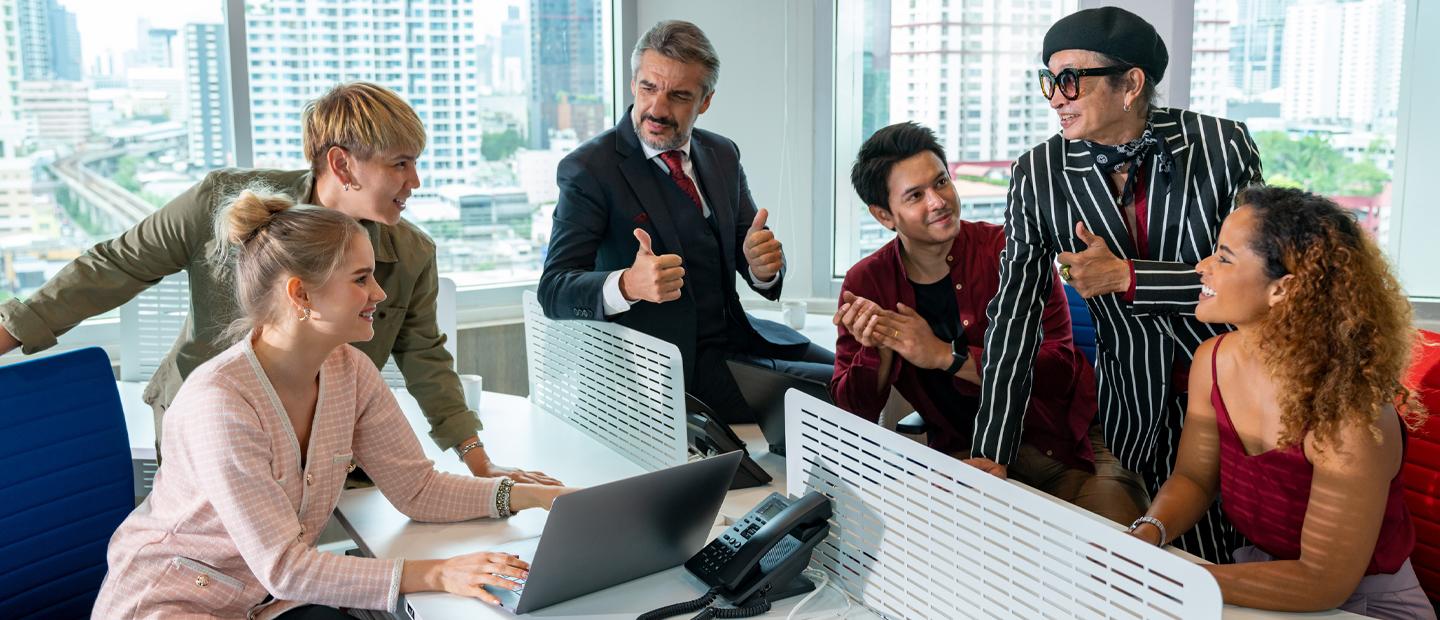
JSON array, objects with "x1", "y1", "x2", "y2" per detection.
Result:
[
  {"x1": 298, "y1": 307, "x2": 311, "y2": 321},
  {"x1": 1123, "y1": 102, "x2": 1132, "y2": 112}
]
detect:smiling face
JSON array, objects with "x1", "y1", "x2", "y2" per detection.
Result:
[
  {"x1": 300, "y1": 234, "x2": 387, "y2": 345},
  {"x1": 630, "y1": 50, "x2": 714, "y2": 151},
  {"x1": 1046, "y1": 49, "x2": 1136, "y2": 144},
  {"x1": 869, "y1": 151, "x2": 961, "y2": 248},
  {"x1": 1195, "y1": 206, "x2": 1288, "y2": 327},
  {"x1": 332, "y1": 148, "x2": 422, "y2": 226}
]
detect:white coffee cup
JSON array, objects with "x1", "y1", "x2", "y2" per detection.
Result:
[
  {"x1": 781, "y1": 300, "x2": 807, "y2": 330},
  {"x1": 459, "y1": 374, "x2": 483, "y2": 411}
]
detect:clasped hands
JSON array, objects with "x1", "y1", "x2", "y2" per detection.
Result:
[
  {"x1": 832, "y1": 291, "x2": 955, "y2": 371},
  {"x1": 620, "y1": 209, "x2": 782, "y2": 303}
]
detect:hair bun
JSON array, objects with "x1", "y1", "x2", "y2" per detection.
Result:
[{"x1": 222, "y1": 189, "x2": 297, "y2": 246}]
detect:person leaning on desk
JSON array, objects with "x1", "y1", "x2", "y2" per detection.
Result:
[
  {"x1": 92, "y1": 190, "x2": 573, "y2": 619},
  {"x1": 0, "y1": 82, "x2": 557, "y2": 485}
]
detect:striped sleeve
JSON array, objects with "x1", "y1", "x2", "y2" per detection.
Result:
[
  {"x1": 972, "y1": 156, "x2": 1055, "y2": 466},
  {"x1": 1131, "y1": 118, "x2": 1264, "y2": 317}
]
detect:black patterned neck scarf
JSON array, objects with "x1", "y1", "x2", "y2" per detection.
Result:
[{"x1": 1084, "y1": 124, "x2": 1173, "y2": 205}]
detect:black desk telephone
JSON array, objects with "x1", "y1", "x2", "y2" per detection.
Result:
[{"x1": 638, "y1": 491, "x2": 833, "y2": 620}]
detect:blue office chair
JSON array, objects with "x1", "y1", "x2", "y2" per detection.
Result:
[
  {"x1": 0, "y1": 347, "x2": 134, "y2": 617},
  {"x1": 1063, "y1": 283, "x2": 1098, "y2": 366},
  {"x1": 896, "y1": 283, "x2": 1099, "y2": 436}
]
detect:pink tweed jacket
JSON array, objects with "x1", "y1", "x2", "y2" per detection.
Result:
[{"x1": 93, "y1": 337, "x2": 501, "y2": 619}]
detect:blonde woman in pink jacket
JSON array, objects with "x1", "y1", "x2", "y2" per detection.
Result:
[{"x1": 93, "y1": 190, "x2": 571, "y2": 619}]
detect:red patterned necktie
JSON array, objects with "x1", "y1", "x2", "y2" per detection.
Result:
[{"x1": 658, "y1": 150, "x2": 704, "y2": 212}]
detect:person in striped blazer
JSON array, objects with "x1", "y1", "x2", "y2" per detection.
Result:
[{"x1": 964, "y1": 7, "x2": 1263, "y2": 563}]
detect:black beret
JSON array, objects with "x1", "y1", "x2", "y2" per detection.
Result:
[{"x1": 1043, "y1": 7, "x2": 1168, "y2": 84}]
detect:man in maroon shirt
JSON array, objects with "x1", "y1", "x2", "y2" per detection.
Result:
[{"x1": 831, "y1": 122, "x2": 1145, "y2": 523}]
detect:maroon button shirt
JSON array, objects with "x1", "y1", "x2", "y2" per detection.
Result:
[{"x1": 831, "y1": 220, "x2": 1098, "y2": 471}]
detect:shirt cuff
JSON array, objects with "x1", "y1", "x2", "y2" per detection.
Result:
[
  {"x1": 748, "y1": 262, "x2": 780, "y2": 290},
  {"x1": 602, "y1": 269, "x2": 632, "y2": 317},
  {"x1": 386, "y1": 559, "x2": 404, "y2": 612},
  {"x1": 1122, "y1": 260, "x2": 1136, "y2": 304},
  {"x1": 0, "y1": 299, "x2": 57, "y2": 353}
]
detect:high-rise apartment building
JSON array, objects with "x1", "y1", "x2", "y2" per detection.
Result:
[
  {"x1": 1230, "y1": 0, "x2": 1292, "y2": 100},
  {"x1": 245, "y1": 0, "x2": 481, "y2": 189},
  {"x1": 887, "y1": 0, "x2": 1071, "y2": 164},
  {"x1": 185, "y1": 23, "x2": 234, "y2": 171},
  {"x1": 1281, "y1": 0, "x2": 1404, "y2": 130},
  {"x1": 528, "y1": 0, "x2": 604, "y2": 149},
  {"x1": 16, "y1": 0, "x2": 80, "y2": 82},
  {"x1": 1190, "y1": 0, "x2": 1234, "y2": 117}
]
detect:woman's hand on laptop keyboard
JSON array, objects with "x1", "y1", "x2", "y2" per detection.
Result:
[
  {"x1": 400, "y1": 552, "x2": 532, "y2": 606},
  {"x1": 510, "y1": 484, "x2": 578, "y2": 513}
]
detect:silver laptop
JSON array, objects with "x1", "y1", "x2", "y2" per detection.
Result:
[{"x1": 479, "y1": 451, "x2": 744, "y2": 614}]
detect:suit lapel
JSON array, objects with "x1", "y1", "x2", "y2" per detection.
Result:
[
  {"x1": 616, "y1": 116, "x2": 685, "y2": 256},
  {"x1": 1149, "y1": 109, "x2": 1194, "y2": 261},
  {"x1": 688, "y1": 137, "x2": 736, "y2": 271},
  {"x1": 1061, "y1": 139, "x2": 1137, "y2": 260}
]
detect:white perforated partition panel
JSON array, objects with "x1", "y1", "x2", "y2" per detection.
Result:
[
  {"x1": 382, "y1": 276, "x2": 458, "y2": 389},
  {"x1": 119, "y1": 273, "x2": 191, "y2": 382},
  {"x1": 522, "y1": 291, "x2": 686, "y2": 472},
  {"x1": 784, "y1": 391, "x2": 1223, "y2": 620}
]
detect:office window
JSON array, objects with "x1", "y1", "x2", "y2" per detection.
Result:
[
  {"x1": 1190, "y1": 0, "x2": 1406, "y2": 250},
  {"x1": 0, "y1": 1, "x2": 225, "y2": 304},
  {"x1": 243, "y1": 0, "x2": 614, "y2": 288},
  {"x1": 831, "y1": 0, "x2": 1078, "y2": 277}
]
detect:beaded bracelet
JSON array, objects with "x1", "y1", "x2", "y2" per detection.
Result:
[{"x1": 496, "y1": 478, "x2": 515, "y2": 518}]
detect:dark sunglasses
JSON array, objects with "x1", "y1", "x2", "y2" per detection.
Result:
[{"x1": 1037, "y1": 65, "x2": 1133, "y2": 100}]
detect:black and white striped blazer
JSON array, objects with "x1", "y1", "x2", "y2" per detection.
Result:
[{"x1": 972, "y1": 107, "x2": 1263, "y2": 472}]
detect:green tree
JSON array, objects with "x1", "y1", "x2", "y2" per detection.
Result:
[
  {"x1": 1252, "y1": 131, "x2": 1390, "y2": 197},
  {"x1": 481, "y1": 128, "x2": 525, "y2": 161},
  {"x1": 112, "y1": 155, "x2": 142, "y2": 193}
]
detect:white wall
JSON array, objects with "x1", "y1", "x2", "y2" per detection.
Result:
[{"x1": 627, "y1": 0, "x2": 824, "y2": 302}]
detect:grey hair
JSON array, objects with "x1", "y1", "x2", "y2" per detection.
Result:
[{"x1": 630, "y1": 20, "x2": 720, "y2": 96}]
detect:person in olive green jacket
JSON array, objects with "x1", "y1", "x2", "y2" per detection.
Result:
[{"x1": 0, "y1": 82, "x2": 558, "y2": 485}]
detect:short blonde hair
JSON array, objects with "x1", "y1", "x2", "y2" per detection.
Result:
[{"x1": 303, "y1": 82, "x2": 427, "y2": 178}]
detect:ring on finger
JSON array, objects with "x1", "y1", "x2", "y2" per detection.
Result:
[{"x1": 1060, "y1": 263, "x2": 1073, "y2": 282}]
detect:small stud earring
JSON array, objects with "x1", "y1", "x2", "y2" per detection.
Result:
[
  {"x1": 298, "y1": 307, "x2": 311, "y2": 321},
  {"x1": 342, "y1": 183, "x2": 351, "y2": 192},
  {"x1": 1124, "y1": 102, "x2": 1132, "y2": 112}
]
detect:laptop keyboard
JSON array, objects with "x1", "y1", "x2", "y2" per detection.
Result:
[{"x1": 498, "y1": 573, "x2": 527, "y2": 592}]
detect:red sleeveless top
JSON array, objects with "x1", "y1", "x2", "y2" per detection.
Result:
[{"x1": 1212, "y1": 334, "x2": 1415, "y2": 574}]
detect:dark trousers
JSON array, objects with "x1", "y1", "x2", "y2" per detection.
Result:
[{"x1": 690, "y1": 341, "x2": 834, "y2": 424}]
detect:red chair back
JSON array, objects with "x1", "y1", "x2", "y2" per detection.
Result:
[{"x1": 1402, "y1": 329, "x2": 1440, "y2": 602}]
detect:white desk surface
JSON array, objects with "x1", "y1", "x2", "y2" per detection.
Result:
[
  {"x1": 331, "y1": 388, "x2": 1358, "y2": 619},
  {"x1": 335, "y1": 389, "x2": 867, "y2": 619}
]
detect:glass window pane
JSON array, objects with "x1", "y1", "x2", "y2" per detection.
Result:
[
  {"x1": 1, "y1": 0, "x2": 224, "y2": 307},
  {"x1": 243, "y1": 0, "x2": 613, "y2": 287},
  {"x1": 832, "y1": 0, "x2": 1078, "y2": 278},
  {"x1": 1192, "y1": 0, "x2": 1406, "y2": 249}
]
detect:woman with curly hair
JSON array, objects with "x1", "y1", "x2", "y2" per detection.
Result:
[{"x1": 1127, "y1": 186, "x2": 1432, "y2": 618}]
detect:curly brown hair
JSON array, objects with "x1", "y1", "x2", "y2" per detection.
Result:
[{"x1": 1239, "y1": 186, "x2": 1423, "y2": 449}]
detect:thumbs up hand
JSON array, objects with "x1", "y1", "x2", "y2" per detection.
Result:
[
  {"x1": 620, "y1": 229, "x2": 685, "y2": 304},
  {"x1": 742, "y1": 209, "x2": 784, "y2": 282},
  {"x1": 1056, "y1": 221, "x2": 1131, "y2": 299}
]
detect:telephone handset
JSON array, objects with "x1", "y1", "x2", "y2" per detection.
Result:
[{"x1": 685, "y1": 491, "x2": 832, "y2": 607}]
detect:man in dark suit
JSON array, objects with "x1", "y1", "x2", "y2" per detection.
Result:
[{"x1": 538, "y1": 20, "x2": 833, "y2": 423}]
